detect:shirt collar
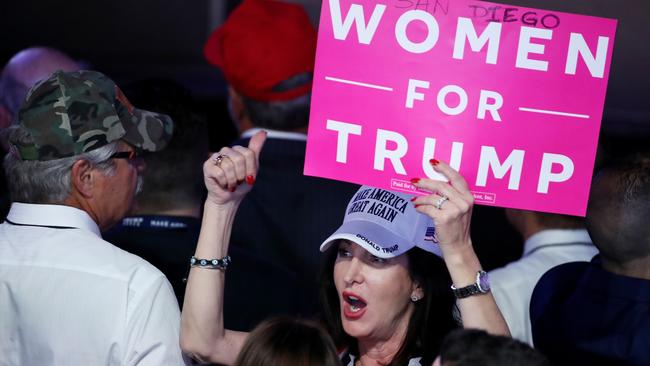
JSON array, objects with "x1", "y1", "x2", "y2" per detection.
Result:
[
  {"x1": 524, "y1": 228, "x2": 593, "y2": 256},
  {"x1": 241, "y1": 128, "x2": 307, "y2": 141},
  {"x1": 6, "y1": 202, "x2": 101, "y2": 237}
]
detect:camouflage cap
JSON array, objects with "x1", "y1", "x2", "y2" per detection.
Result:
[{"x1": 14, "y1": 70, "x2": 173, "y2": 161}]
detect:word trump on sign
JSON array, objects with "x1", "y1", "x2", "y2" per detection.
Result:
[{"x1": 304, "y1": 0, "x2": 617, "y2": 216}]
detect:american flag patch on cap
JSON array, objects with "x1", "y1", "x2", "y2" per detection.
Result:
[{"x1": 424, "y1": 226, "x2": 438, "y2": 243}]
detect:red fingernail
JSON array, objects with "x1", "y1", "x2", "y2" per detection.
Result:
[
  {"x1": 246, "y1": 175, "x2": 255, "y2": 185},
  {"x1": 229, "y1": 187, "x2": 236, "y2": 192},
  {"x1": 410, "y1": 197, "x2": 417, "y2": 202},
  {"x1": 430, "y1": 159, "x2": 439, "y2": 166},
  {"x1": 410, "y1": 178, "x2": 420, "y2": 184},
  {"x1": 414, "y1": 204, "x2": 421, "y2": 208}
]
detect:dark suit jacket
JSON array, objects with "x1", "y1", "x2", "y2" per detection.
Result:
[
  {"x1": 531, "y1": 256, "x2": 650, "y2": 365},
  {"x1": 104, "y1": 215, "x2": 308, "y2": 331},
  {"x1": 230, "y1": 137, "x2": 359, "y2": 302}
]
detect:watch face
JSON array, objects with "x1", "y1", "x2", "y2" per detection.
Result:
[{"x1": 478, "y1": 271, "x2": 490, "y2": 292}]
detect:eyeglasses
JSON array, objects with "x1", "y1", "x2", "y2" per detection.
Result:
[{"x1": 109, "y1": 150, "x2": 141, "y2": 160}]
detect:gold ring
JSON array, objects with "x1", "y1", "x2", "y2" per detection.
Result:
[
  {"x1": 434, "y1": 196, "x2": 449, "y2": 210},
  {"x1": 213, "y1": 154, "x2": 227, "y2": 166}
]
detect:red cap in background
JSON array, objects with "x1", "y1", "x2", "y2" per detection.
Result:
[{"x1": 204, "y1": 0, "x2": 317, "y2": 102}]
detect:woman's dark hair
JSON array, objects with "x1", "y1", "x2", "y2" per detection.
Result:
[
  {"x1": 319, "y1": 242, "x2": 458, "y2": 365},
  {"x1": 233, "y1": 316, "x2": 341, "y2": 366}
]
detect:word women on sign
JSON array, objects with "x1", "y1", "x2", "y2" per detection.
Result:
[{"x1": 329, "y1": 0, "x2": 609, "y2": 78}]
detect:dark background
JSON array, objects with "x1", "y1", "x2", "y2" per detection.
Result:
[{"x1": 2, "y1": 0, "x2": 648, "y2": 269}]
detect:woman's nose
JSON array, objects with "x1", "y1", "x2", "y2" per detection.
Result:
[{"x1": 343, "y1": 257, "x2": 363, "y2": 285}]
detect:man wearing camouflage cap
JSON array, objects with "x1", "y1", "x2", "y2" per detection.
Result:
[{"x1": 0, "y1": 70, "x2": 189, "y2": 365}]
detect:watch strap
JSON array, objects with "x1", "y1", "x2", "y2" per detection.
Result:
[
  {"x1": 451, "y1": 283, "x2": 482, "y2": 299},
  {"x1": 451, "y1": 270, "x2": 490, "y2": 299}
]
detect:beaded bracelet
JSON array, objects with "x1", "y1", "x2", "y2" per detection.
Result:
[{"x1": 190, "y1": 255, "x2": 231, "y2": 270}]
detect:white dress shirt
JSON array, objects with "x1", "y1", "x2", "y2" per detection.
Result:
[
  {"x1": 489, "y1": 229, "x2": 598, "y2": 345},
  {"x1": 0, "y1": 203, "x2": 189, "y2": 366}
]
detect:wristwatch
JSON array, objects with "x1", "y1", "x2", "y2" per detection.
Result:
[{"x1": 451, "y1": 270, "x2": 490, "y2": 299}]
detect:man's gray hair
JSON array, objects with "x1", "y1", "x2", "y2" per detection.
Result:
[
  {"x1": 241, "y1": 72, "x2": 313, "y2": 131},
  {"x1": 3, "y1": 125, "x2": 118, "y2": 204},
  {"x1": 243, "y1": 93, "x2": 311, "y2": 131}
]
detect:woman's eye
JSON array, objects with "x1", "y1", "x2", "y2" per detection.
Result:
[
  {"x1": 337, "y1": 248, "x2": 351, "y2": 258},
  {"x1": 370, "y1": 255, "x2": 387, "y2": 264}
]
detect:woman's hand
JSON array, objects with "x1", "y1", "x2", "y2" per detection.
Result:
[
  {"x1": 411, "y1": 160, "x2": 510, "y2": 336},
  {"x1": 204, "y1": 131, "x2": 266, "y2": 206},
  {"x1": 410, "y1": 159, "x2": 474, "y2": 255}
]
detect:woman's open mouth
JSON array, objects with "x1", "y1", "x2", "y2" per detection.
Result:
[{"x1": 342, "y1": 291, "x2": 367, "y2": 319}]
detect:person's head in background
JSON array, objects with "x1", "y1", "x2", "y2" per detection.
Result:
[
  {"x1": 233, "y1": 317, "x2": 340, "y2": 366},
  {"x1": 119, "y1": 78, "x2": 209, "y2": 218},
  {"x1": 0, "y1": 47, "x2": 81, "y2": 132},
  {"x1": 505, "y1": 209, "x2": 585, "y2": 241},
  {"x1": 586, "y1": 152, "x2": 650, "y2": 279},
  {"x1": 434, "y1": 329, "x2": 551, "y2": 366},
  {"x1": 203, "y1": 0, "x2": 315, "y2": 135}
]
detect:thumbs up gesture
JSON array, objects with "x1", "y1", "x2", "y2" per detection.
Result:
[{"x1": 203, "y1": 130, "x2": 267, "y2": 206}]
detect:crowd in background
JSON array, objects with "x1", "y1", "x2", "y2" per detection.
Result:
[{"x1": 1, "y1": 0, "x2": 649, "y2": 365}]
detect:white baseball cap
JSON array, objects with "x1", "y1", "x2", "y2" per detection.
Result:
[{"x1": 320, "y1": 186, "x2": 441, "y2": 258}]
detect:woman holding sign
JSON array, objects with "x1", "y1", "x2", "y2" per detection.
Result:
[{"x1": 180, "y1": 131, "x2": 509, "y2": 365}]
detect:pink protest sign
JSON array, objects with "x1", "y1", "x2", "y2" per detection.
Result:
[{"x1": 304, "y1": 0, "x2": 617, "y2": 216}]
